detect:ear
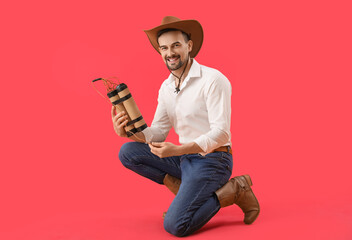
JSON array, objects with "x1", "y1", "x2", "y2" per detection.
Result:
[{"x1": 188, "y1": 40, "x2": 193, "y2": 53}]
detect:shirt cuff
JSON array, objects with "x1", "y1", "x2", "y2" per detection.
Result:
[
  {"x1": 142, "y1": 126, "x2": 167, "y2": 143},
  {"x1": 193, "y1": 135, "x2": 219, "y2": 153},
  {"x1": 142, "y1": 127, "x2": 153, "y2": 143}
]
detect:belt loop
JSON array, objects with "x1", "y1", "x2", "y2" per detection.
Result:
[{"x1": 227, "y1": 146, "x2": 230, "y2": 153}]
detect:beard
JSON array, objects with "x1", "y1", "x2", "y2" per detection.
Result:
[{"x1": 165, "y1": 55, "x2": 185, "y2": 71}]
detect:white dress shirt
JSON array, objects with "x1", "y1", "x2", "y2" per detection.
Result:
[{"x1": 142, "y1": 59, "x2": 232, "y2": 154}]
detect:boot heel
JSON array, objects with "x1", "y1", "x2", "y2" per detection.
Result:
[{"x1": 243, "y1": 175, "x2": 253, "y2": 186}]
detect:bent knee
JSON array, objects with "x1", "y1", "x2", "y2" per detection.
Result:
[
  {"x1": 164, "y1": 216, "x2": 189, "y2": 237},
  {"x1": 118, "y1": 142, "x2": 140, "y2": 167},
  {"x1": 119, "y1": 142, "x2": 134, "y2": 157}
]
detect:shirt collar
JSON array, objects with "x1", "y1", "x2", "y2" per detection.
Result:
[{"x1": 165, "y1": 59, "x2": 201, "y2": 86}]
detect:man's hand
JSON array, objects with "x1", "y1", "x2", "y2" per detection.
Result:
[
  {"x1": 149, "y1": 142, "x2": 181, "y2": 158},
  {"x1": 149, "y1": 141, "x2": 204, "y2": 158},
  {"x1": 111, "y1": 106, "x2": 129, "y2": 138}
]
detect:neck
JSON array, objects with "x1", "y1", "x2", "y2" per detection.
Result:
[{"x1": 172, "y1": 58, "x2": 192, "y2": 82}]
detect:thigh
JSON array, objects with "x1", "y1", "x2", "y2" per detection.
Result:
[
  {"x1": 119, "y1": 142, "x2": 182, "y2": 181},
  {"x1": 181, "y1": 152, "x2": 233, "y2": 191}
]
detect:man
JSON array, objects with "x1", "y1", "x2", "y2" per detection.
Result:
[{"x1": 112, "y1": 16, "x2": 260, "y2": 237}]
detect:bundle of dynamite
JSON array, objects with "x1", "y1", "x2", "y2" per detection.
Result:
[{"x1": 92, "y1": 77, "x2": 147, "y2": 137}]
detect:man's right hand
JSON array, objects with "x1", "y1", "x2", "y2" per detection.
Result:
[{"x1": 111, "y1": 106, "x2": 129, "y2": 137}]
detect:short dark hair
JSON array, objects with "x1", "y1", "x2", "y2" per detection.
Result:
[{"x1": 157, "y1": 28, "x2": 191, "y2": 45}]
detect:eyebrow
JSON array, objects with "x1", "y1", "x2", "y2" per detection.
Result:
[{"x1": 159, "y1": 41, "x2": 182, "y2": 48}]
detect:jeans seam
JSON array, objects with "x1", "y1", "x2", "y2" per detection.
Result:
[
  {"x1": 181, "y1": 166, "x2": 218, "y2": 234},
  {"x1": 127, "y1": 155, "x2": 180, "y2": 184}
]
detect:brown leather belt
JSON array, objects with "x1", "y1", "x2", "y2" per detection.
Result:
[{"x1": 213, "y1": 146, "x2": 232, "y2": 155}]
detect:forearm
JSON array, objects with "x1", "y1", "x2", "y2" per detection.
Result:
[
  {"x1": 142, "y1": 126, "x2": 168, "y2": 143},
  {"x1": 149, "y1": 141, "x2": 203, "y2": 158},
  {"x1": 193, "y1": 128, "x2": 230, "y2": 153},
  {"x1": 177, "y1": 142, "x2": 203, "y2": 155},
  {"x1": 128, "y1": 132, "x2": 146, "y2": 143}
]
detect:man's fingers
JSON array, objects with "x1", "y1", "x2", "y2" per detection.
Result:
[
  {"x1": 113, "y1": 111, "x2": 127, "y2": 123},
  {"x1": 112, "y1": 107, "x2": 127, "y2": 119},
  {"x1": 148, "y1": 144, "x2": 156, "y2": 154},
  {"x1": 149, "y1": 144, "x2": 158, "y2": 152},
  {"x1": 150, "y1": 142, "x2": 163, "y2": 147},
  {"x1": 121, "y1": 119, "x2": 128, "y2": 127},
  {"x1": 115, "y1": 116, "x2": 128, "y2": 127},
  {"x1": 149, "y1": 143, "x2": 165, "y2": 158},
  {"x1": 111, "y1": 106, "x2": 116, "y2": 118}
]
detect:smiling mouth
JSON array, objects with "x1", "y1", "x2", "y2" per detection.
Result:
[{"x1": 167, "y1": 56, "x2": 180, "y2": 63}]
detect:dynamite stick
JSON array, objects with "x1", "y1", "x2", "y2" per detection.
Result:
[{"x1": 92, "y1": 78, "x2": 147, "y2": 136}]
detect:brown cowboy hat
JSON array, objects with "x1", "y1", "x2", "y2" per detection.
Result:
[{"x1": 144, "y1": 16, "x2": 203, "y2": 58}]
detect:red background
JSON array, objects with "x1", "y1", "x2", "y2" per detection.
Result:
[{"x1": 1, "y1": 0, "x2": 352, "y2": 239}]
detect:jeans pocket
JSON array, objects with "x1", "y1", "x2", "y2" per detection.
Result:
[
  {"x1": 219, "y1": 153, "x2": 233, "y2": 173},
  {"x1": 204, "y1": 152, "x2": 233, "y2": 175}
]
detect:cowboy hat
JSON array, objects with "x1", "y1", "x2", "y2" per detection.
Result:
[{"x1": 144, "y1": 16, "x2": 203, "y2": 58}]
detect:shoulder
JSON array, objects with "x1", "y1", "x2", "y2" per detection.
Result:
[
  {"x1": 199, "y1": 64, "x2": 223, "y2": 77},
  {"x1": 198, "y1": 63, "x2": 231, "y2": 92}
]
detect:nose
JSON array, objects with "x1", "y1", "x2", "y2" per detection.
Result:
[{"x1": 166, "y1": 48, "x2": 175, "y2": 57}]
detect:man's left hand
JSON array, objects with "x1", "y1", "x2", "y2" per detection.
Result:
[{"x1": 148, "y1": 142, "x2": 181, "y2": 158}]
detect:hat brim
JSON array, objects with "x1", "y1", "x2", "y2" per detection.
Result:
[{"x1": 144, "y1": 20, "x2": 203, "y2": 58}]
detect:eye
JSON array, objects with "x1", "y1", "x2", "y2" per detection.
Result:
[{"x1": 160, "y1": 46, "x2": 167, "y2": 51}]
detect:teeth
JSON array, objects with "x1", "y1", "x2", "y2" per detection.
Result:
[{"x1": 168, "y1": 57, "x2": 178, "y2": 62}]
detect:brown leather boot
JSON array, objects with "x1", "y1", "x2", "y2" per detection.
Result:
[
  {"x1": 215, "y1": 175, "x2": 260, "y2": 224},
  {"x1": 163, "y1": 174, "x2": 181, "y2": 195}
]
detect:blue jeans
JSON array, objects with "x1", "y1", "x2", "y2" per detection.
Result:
[{"x1": 118, "y1": 142, "x2": 233, "y2": 237}]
